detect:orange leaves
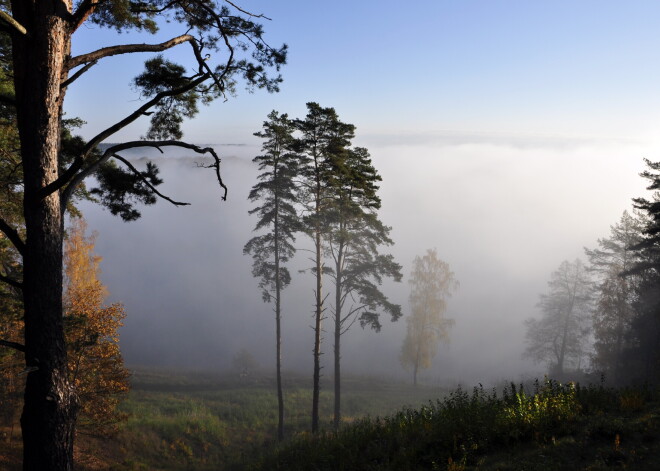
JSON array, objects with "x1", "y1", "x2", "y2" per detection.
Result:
[{"x1": 64, "y1": 217, "x2": 130, "y2": 435}]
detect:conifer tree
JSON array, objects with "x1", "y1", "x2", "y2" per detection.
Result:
[
  {"x1": 325, "y1": 147, "x2": 402, "y2": 429},
  {"x1": 244, "y1": 111, "x2": 299, "y2": 440},
  {"x1": 296, "y1": 102, "x2": 346, "y2": 433},
  {"x1": 585, "y1": 210, "x2": 643, "y2": 382},
  {"x1": 0, "y1": 2, "x2": 285, "y2": 467},
  {"x1": 624, "y1": 159, "x2": 660, "y2": 381}
]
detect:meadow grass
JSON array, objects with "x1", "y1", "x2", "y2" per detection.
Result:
[
  {"x1": 59, "y1": 370, "x2": 660, "y2": 470},
  {"x1": 108, "y1": 369, "x2": 443, "y2": 470}
]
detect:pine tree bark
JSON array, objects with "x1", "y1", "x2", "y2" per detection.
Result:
[{"x1": 12, "y1": 2, "x2": 79, "y2": 469}]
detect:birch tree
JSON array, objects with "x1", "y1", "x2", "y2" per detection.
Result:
[{"x1": 400, "y1": 249, "x2": 457, "y2": 386}]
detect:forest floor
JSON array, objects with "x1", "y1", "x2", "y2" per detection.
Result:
[{"x1": 2, "y1": 370, "x2": 660, "y2": 470}]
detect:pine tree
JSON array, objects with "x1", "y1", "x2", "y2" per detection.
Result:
[
  {"x1": 325, "y1": 146, "x2": 402, "y2": 428},
  {"x1": 244, "y1": 111, "x2": 299, "y2": 440},
  {"x1": 400, "y1": 249, "x2": 457, "y2": 386},
  {"x1": 624, "y1": 160, "x2": 660, "y2": 381},
  {"x1": 585, "y1": 210, "x2": 643, "y2": 382},
  {"x1": 295, "y1": 102, "x2": 348, "y2": 433},
  {"x1": 0, "y1": 3, "x2": 285, "y2": 467}
]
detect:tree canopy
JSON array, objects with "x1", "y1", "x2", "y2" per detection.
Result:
[{"x1": 0, "y1": 1, "x2": 286, "y2": 469}]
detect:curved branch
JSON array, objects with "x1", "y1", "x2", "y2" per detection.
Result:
[
  {"x1": 61, "y1": 139, "x2": 227, "y2": 214},
  {"x1": 108, "y1": 140, "x2": 227, "y2": 200},
  {"x1": 111, "y1": 153, "x2": 190, "y2": 207},
  {"x1": 224, "y1": 0, "x2": 271, "y2": 20},
  {"x1": 54, "y1": 73, "x2": 211, "y2": 207},
  {"x1": 67, "y1": 35, "x2": 195, "y2": 71},
  {"x1": 61, "y1": 60, "x2": 97, "y2": 89},
  {"x1": 0, "y1": 217, "x2": 24, "y2": 256}
]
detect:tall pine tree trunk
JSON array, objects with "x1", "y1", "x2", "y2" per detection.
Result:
[
  {"x1": 311, "y1": 226, "x2": 322, "y2": 433},
  {"x1": 274, "y1": 194, "x2": 284, "y2": 441},
  {"x1": 333, "y1": 248, "x2": 343, "y2": 430},
  {"x1": 12, "y1": 3, "x2": 79, "y2": 469}
]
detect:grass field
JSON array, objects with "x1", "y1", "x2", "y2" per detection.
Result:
[
  {"x1": 106, "y1": 368, "x2": 446, "y2": 470},
  {"x1": 3, "y1": 369, "x2": 660, "y2": 470}
]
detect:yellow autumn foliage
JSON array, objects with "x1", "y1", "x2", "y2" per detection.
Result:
[
  {"x1": 63, "y1": 217, "x2": 129, "y2": 435},
  {"x1": 400, "y1": 249, "x2": 458, "y2": 385}
]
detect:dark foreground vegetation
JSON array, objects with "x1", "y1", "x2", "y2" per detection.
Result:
[
  {"x1": 3, "y1": 370, "x2": 660, "y2": 470},
  {"x1": 251, "y1": 379, "x2": 660, "y2": 471}
]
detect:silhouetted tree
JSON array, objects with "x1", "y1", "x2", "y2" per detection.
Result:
[
  {"x1": 296, "y1": 102, "x2": 346, "y2": 433},
  {"x1": 244, "y1": 111, "x2": 299, "y2": 440},
  {"x1": 0, "y1": 2, "x2": 286, "y2": 468},
  {"x1": 623, "y1": 160, "x2": 660, "y2": 382},
  {"x1": 524, "y1": 259, "x2": 593, "y2": 376},
  {"x1": 585, "y1": 210, "x2": 643, "y2": 382},
  {"x1": 325, "y1": 146, "x2": 402, "y2": 428},
  {"x1": 400, "y1": 249, "x2": 457, "y2": 386}
]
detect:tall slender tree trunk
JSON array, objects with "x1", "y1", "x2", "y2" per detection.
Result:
[
  {"x1": 274, "y1": 190, "x2": 284, "y2": 441},
  {"x1": 12, "y1": 3, "x2": 79, "y2": 470},
  {"x1": 333, "y1": 246, "x2": 343, "y2": 430},
  {"x1": 311, "y1": 223, "x2": 322, "y2": 433}
]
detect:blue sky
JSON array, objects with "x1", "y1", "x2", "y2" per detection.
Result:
[
  {"x1": 70, "y1": 1, "x2": 660, "y2": 381},
  {"x1": 67, "y1": 1, "x2": 660, "y2": 144}
]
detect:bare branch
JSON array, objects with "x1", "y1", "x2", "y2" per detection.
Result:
[
  {"x1": 0, "y1": 11, "x2": 27, "y2": 36},
  {"x1": 108, "y1": 141, "x2": 227, "y2": 201},
  {"x1": 61, "y1": 60, "x2": 97, "y2": 89},
  {"x1": 60, "y1": 139, "x2": 227, "y2": 214},
  {"x1": 0, "y1": 339, "x2": 25, "y2": 352},
  {"x1": 224, "y1": 0, "x2": 271, "y2": 20},
  {"x1": 67, "y1": 34, "x2": 195, "y2": 71},
  {"x1": 0, "y1": 217, "x2": 24, "y2": 256},
  {"x1": 111, "y1": 153, "x2": 190, "y2": 207}
]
